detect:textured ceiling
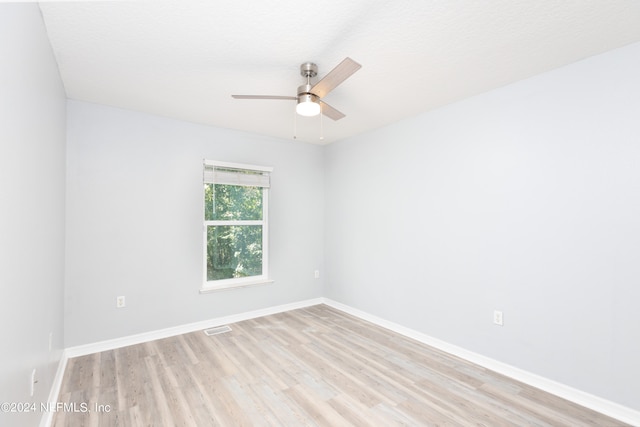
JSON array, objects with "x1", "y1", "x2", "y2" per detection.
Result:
[{"x1": 39, "y1": 0, "x2": 640, "y2": 144}]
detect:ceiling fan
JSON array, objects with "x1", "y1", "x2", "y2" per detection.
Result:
[{"x1": 232, "y1": 57, "x2": 361, "y2": 121}]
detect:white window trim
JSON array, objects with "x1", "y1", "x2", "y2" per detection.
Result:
[{"x1": 201, "y1": 160, "x2": 273, "y2": 293}]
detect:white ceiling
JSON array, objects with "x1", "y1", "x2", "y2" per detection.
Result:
[{"x1": 39, "y1": 0, "x2": 640, "y2": 144}]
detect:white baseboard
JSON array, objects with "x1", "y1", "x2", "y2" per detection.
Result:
[
  {"x1": 39, "y1": 350, "x2": 69, "y2": 427},
  {"x1": 65, "y1": 298, "x2": 324, "y2": 358},
  {"x1": 322, "y1": 298, "x2": 640, "y2": 426}
]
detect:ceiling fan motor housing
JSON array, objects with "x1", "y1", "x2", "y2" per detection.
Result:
[
  {"x1": 297, "y1": 92, "x2": 319, "y2": 104},
  {"x1": 297, "y1": 83, "x2": 316, "y2": 98}
]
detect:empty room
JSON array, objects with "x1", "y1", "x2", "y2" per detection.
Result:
[{"x1": 2, "y1": 1, "x2": 640, "y2": 426}]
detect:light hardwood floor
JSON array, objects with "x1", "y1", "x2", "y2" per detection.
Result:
[{"x1": 53, "y1": 304, "x2": 628, "y2": 426}]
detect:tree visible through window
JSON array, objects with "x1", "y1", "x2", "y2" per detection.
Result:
[{"x1": 203, "y1": 161, "x2": 271, "y2": 290}]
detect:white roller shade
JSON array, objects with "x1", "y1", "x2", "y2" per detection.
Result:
[{"x1": 203, "y1": 161, "x2": 271, "y2": 188}]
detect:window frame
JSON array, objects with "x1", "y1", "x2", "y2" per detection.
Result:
[{"x1": 201, "y1": 160, "x2": 273, "y2": 293}]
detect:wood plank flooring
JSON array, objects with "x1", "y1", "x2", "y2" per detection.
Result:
[{"x1": 53, "y1": 304, "x2": 629, "y2": 426}]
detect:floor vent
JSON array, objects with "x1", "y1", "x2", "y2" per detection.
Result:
[{"x1": 203, "y1": 325, "x2": 232, "y2": 336}]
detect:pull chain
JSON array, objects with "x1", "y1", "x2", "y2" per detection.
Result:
[{"x1": 293, "y1": 105, "x2": 297, "y2": 140}]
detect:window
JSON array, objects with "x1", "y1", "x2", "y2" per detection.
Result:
[{"x1": 202, "y1": 160, "x2": 272, "y2": 292}]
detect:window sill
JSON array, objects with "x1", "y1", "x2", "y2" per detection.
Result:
[{"x1": 199, "y1": 278, "x2": 274, "y2": 294}]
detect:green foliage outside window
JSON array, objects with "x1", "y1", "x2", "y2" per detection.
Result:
[{"x1": 204, "y1": 183, "x2": 263, "y2": 281}]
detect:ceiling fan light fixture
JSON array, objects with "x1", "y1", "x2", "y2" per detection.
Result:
[{"x1": 296, "y1": 93, "x2": 321, "y2": 117}]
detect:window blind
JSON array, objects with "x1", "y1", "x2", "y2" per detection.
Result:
[{"x1": 203, "y1": 161, "x2": 271, "y2": 188}]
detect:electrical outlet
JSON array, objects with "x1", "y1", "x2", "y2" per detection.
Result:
[
  {"x1": 116, "y1": 296, "x2": 126, "y2": 308},
  {"x1": 493, "y1": 310, "x2": 504, "y2": 326},
  {"x1": 314, "y1": 270, "x2": 320, "y2": 279}
]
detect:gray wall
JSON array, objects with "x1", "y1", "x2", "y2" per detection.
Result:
[
  {"x1": 64, "y1": 101, "x2": 325, "y2": 346},
  {"x1": 325, "y1": 41, "x2": 640, "y2": 410},
  {"x1": 0, "y1": 4, "x2": 67, "y2": 427}
]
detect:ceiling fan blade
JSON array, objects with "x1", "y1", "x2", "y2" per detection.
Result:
[
  {"x1": 232, "y1": 95, "x2": 296, "y2": 100},
  {"x1": 320, "y1": 101, "x2": 345, "y2": 121},
  {"x1": 311, "y1": 57, "x2": 361, "y2": 98}
]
